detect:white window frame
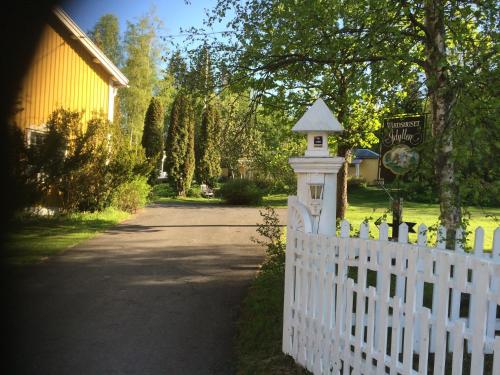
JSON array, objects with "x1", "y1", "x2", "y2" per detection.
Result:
[{"x1": 26, "y1": 126, "x2": 47, "y2": 147}]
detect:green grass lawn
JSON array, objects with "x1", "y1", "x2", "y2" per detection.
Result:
[
  {"x1": 3, "y1": 208, "x2": 130, "y2": 265},
  {"x1": 345, "y1": 186, "x2": 499, "y2": 250}
]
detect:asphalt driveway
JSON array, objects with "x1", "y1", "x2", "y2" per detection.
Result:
[{"x1": 2, "y1": 203, "x2": 286, "y2": 375}]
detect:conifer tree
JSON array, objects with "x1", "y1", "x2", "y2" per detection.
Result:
[
  {"x1": 141, "y1": 97, "x2": 164, "y2": 181},
  {"x1": 197, "y1": 104, "x2": 221, "y2": 187},
  {"x1": 164, "y1": 93, "x2": 195, "y2": 196}
]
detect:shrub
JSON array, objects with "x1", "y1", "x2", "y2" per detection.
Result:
[
  {"x1": 252, "y1": 178, "x2": 274, "y2": 195},
  {"x1": 187, "y1": 184, "x2": 202, "y2": 198},
  {"x1": 111, "y1": 176, "x2": 151, "y2": 213},
  {"x1": 251, "y1": 206, "x2": 285, "y2": 268},
  {"x1": 219, "y1": 178, "x2": 264, "y2": 205},
  {"x1": 347, "y1": 177, "x2": 367, "y2": 190},
  {"x1": 152, "y1": 182, "x2": 175, "y2": 198},
  {"x1": 30, "y1": 108, "x2": 151, "y2": 213}
]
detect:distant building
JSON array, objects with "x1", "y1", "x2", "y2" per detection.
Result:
[
  {"x1": 348, "y1": 149, "x2": 380, "y2": 183},
  {"x1": 12, "y1": 7, "x2": 128, "y2": 145}
]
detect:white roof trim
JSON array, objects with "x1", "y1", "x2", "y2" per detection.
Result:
[
  {"x1": 292, "y1": 98, "x2": 343, "y2": 133},
  {"x1": 53, "y1": 7, "x2": 128, "y2": 87}
]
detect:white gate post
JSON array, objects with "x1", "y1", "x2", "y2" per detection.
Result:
[{"x1": 288, "y1": 98, "x2": 345, "y2": 235}]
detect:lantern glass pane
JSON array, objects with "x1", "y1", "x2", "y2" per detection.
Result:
[{"x1": 309, "y1": 184, "x2": 323, "y2": 200}]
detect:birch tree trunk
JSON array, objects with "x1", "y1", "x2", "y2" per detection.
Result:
[
  {"x1": 336, "y1": 146, "x2": 351, "y2": 220},
  {"x1": 424, "y1": 0, "x2": 461, "y2": 238}
]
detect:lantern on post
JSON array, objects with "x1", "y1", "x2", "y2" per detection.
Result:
[{"x1": 288, "y1": 98, "x2": 344, "y2": 235}]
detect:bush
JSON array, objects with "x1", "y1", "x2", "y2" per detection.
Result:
[
  {"x1": 111, "y1": 176, "x2": 151, "y2": 213},
  {"x1": 252, "y1": 178, "x2": 274, "y2": 195},
  {"x1": 347, "y1": 177, "x2": 367, "y2": 190},
  {"x1": 29, "y1": 108, "x2": 152, "y2": 213},
  {"x1": 219, "y1": 178, "x2": 264, "y2": 205},
  {"x1": 187, "y1": 184, "x2": 202, "y2": 198},
  {"x1": 152, "y1": 182, "x2": 175, "y2": 198}
]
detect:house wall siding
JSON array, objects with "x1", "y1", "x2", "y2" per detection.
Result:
[
  {"x1": 348, "y1": 159, "x2": 379, "y2": 183},
  {"x1": 13, "y1": 19, "x2": 110, "y2": 131}
]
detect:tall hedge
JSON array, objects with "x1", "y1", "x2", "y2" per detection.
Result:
[
  {"x1": 165, "y1": 93, "x2": 195, "y2": 196},
  {"x1": 197, "y1": 104, "x2": 221, "y2": 187},
  {"x1": 141, "y1": 97, "x2": 164, "y2": 181}
]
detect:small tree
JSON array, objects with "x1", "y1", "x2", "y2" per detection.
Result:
[
  {"x1": 141, "y1": 97, "x2": 164, "y2": 182},
  {"x1": 164, "y1": 92, "x2": 195, "y2": 196},
  {"x1": 197, "y1": 103, "x2": 221, "y2": 186}
]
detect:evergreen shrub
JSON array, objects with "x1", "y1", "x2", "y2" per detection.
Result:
[
  {"x1": 152, "y1": 183, "x2": 175, "y2": 198},
  {"x1": 111, "y1": 176, "x2": 151, "y2": 213},
  {"x1": 219, "y1": 179, "x2": 264, "y2": 205}
]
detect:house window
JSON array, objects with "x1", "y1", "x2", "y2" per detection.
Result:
[{"x1": 27, "y1": 128, "x2": 47, "y2": 147}]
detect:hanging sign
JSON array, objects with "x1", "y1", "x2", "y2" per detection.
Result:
[{"x1": 379, "y1": 115, "x2": 425, "y2": 181}]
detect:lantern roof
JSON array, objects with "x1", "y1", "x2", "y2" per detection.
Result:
[{"x1": 292, "y1": 98, "x2": 344, "y2": 133}]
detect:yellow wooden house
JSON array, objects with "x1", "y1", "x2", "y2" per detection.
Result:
[
  {"x1": 348, "y1": 149, "x2": 380, "y2": 183},
  {"x1": 13, "y1": 7, "x2": 128, "y2": 144}
]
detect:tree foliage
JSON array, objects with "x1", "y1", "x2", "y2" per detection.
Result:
[
  {"x1": 121, "y1": 13, "x2": 161, "y2": 147},
  {"x1": 164, "y1": 92, "x2": 195, "y2": 196},
  {"x1": 142, "y1": 97, "x2": 164, "y2": 181},
  {"x1": 197, "y1": 103, "x2": 222, "y2": 186},
  {"x1": 88, "y1": 14, "x2": 123, "y2": 67},
  {"x1": 201, "y1": 0, "x2": 499, "y2": 230}
]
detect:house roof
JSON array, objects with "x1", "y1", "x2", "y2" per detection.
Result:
[
  {"x1": 53, "y1": 7, "x2": 128, "y2": 87},
  {"x1": 353, "y1": 149, "x2": 379, "y2": 159},
  {"x1": 292, "y1": 98, "x2": 344, "y2": 133}
]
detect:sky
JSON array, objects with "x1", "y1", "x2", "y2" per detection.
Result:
[{"x1": 63, "y1": 0, "x2": 222, "y2": 41}]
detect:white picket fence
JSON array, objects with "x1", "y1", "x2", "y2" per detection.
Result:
[{"x1": 282, "y1": 221, "x2": 500, "y2": 375}]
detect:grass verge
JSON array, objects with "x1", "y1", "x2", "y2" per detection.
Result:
[
  {"x1": 3, "y1": 207, "x2": 130, "y2": 265},
  {"x1": 236, "y1": 261, "x2": 310, "y2": 375}
]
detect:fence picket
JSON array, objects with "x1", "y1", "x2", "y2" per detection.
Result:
[
  {"x1": 343, "y1": 278, "x2": 354, "y2": 375},
  {"x1": 390, "y1": 297, "x2": 402, "y2": 375},
  {"x1": 376, "y1": 249, "x2": 391, "y2": 375},
  {"x1": 415, "y1": 225, "x2": 427, "y2": 352},
  {"x1": 493, "y1": 228, "x2": 500, "y2": 261},
  {"x1": 436, "y1": 225, "x2": 447, "y2": 249},
  {"x1": 449, "y1": 254, "x2": 467, "y2": 350},
  {"x1": 455, "y1": 228, "x2": 465, "y2": 253},
  {"x1": 332, "y1": 236, "x2": 348, "y2": 374},
  {"x1": 417, "y1": 224, "x2": 427, "y2": 246},
  {"x1": 433, "y1": 252, "x2": 451, "y2": 375},
  {"x1": 403, "y1": 248, "x2": 418, "y2": 373},
  {"x1": 418, "y1": 308, "x2": 431, "y2": 375},
  {"x1": 340, "y1": 220, "x2": 350, "y2": 238},
  {"x1": 451, "y1": 320, "x2": 465, "y2": 375},
  {"x1": 366, "y1": 286, "x2": 376, "y2": 366},
  {"x1": 352, "y1": 239, "x2": 368, "y2": 375},
  {"x1": 283, "y1": 229, "x2": 296, "y2": 354},
  {"x1": 474, "y1": 227, "x2": 485, "y2": 257},
  {"x1": 470, "y1": 260, "x2": 489, "y2": 373}
]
